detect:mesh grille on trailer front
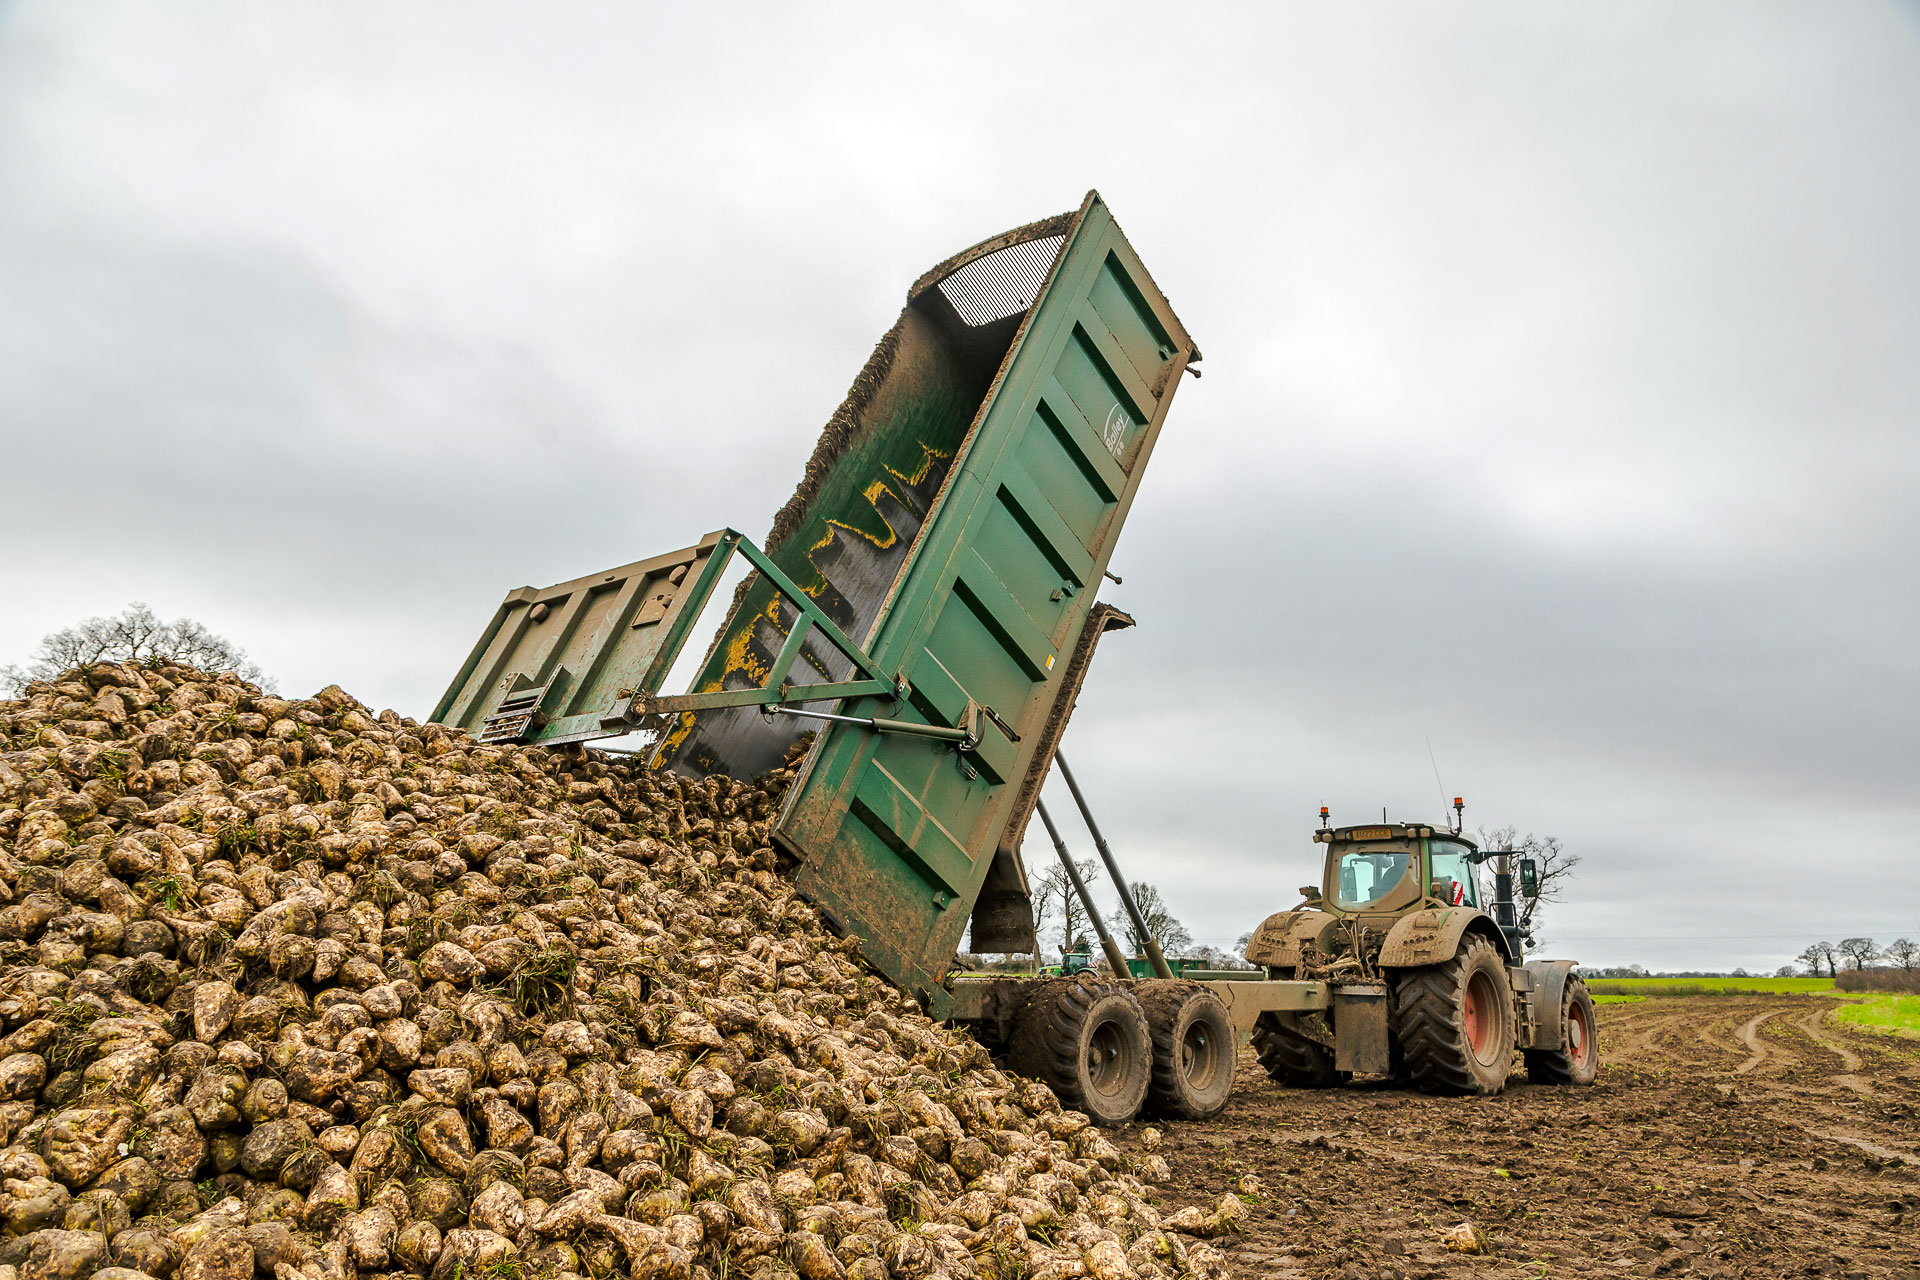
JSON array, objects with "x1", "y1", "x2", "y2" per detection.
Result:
[{"x1": 935, "y1": 235, "x2": 1065, "y2": 327}]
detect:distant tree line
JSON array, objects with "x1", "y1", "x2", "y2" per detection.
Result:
[
  {"x1": 1585, "y1": 965, "x2": 1775, "y2": 979},
  {"x1": 1796, "y1": 937, "x2": 1918, "y2": 978},
  {"x1": 1580, "y1": 942, "x2": 1920, "y2": 985}
]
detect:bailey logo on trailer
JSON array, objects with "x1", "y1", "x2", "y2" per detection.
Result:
[{"x1": 1103, "y1": 402, "x2": 1130, "y2": 460}]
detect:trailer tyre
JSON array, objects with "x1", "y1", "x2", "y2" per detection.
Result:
[
  {"x1": 1008, "y1": 978, "x2": 1152, "y2": 1126},
  {"x1": 1394, "y1": 934, "x2": 1513, "y2": 1096},
  {"x1": 1136, "y1": 981, "x2": 1236, "y2": 1120},
  {"x1": 1250, "y1": 1012, "x2": 1345, "y2": 1088},
  {"x1": 1524, "y1": 976, "x2": 1598, "y2": 1085}
]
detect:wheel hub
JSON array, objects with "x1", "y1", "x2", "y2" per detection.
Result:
[
  {"x1": 1087, "y1": 1019, "x2": 1127, "y2": 1097},
  {"x1": 1569, "y1": 1000, "x2": 1592, "y2": 1067},
  {"x1": 1181, "y1": 1022, "x2": 1218, "y2": 1086},
  {"x1": 1464, "y1": 969, "x2": 1502, "y2": 1062}
]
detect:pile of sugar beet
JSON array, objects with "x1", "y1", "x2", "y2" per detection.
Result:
[{"x1": 0, "y1": 661, "x2": 1247, "y2": 1280}]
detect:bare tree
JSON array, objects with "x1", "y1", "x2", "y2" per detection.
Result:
[
  {"x1": 1838, "y1": 937, "x2": 1880, "y2": 971},
  {"x1": 1477, "y1": 825, "x2": 1580, "y2": 933},
  {"x1": 1109, "y1": 881, "x2": 1194, "y2": 955},
  {"x1": 1884, "y1": 938, "x2": 1919, "y2": 971},
  {"x1": 1797, "y1": 943, "x2": 1830, "y2": 978},
  {"x1": 1192, "y1": 943, "x2": 1257, "y2": 971},
  {"x1": 1031, "y1": 857, "x2": 1100, "y2": 962},
  {"x1": 2, "y1": 603, "x2": 273, "y2": 696},
  {"x1": 1815, "y1": 940, "x2": 1841, "y2": 977}
]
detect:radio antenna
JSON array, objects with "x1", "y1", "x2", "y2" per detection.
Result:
[{"x1": 1425, "y1": 735, "x2": 1449, "y2": 824}]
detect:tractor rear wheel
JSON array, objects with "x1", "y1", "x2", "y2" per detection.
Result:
[
  {"x1": 1008, "y1": 977, "x2": 1152, "y2": 1126},
  {"x1": 1394, "y1": 935, "x2": 1514, "y2": 1096},
  {"x1": 1136, "y1": 980, "x2": 1236, "y2": 1120},
  {"x1": 1524, "y1": 976, "x2": 1598, "y2": 1085},
  {"x1": 1250, "y1": 1012, "x2": 1346, "y2": 1088}
]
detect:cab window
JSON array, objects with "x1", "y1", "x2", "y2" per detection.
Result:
[
  {"x1": 1428, "y1": 841, "x2": 1480, "y2": 907},
  {"x1": 1334, "y1": 851, "x2": 1410, "y2": 909}
]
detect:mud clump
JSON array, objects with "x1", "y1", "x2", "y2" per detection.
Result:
[{"x1": 0, "y1": 661, "x2": 1229, "y2": 1280}]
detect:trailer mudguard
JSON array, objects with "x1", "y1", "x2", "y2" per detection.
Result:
[
  {"x1": 1243, "y1": 909, "x2": 1342, "y2": 969},
  {"x1": 1377, "y1": 907, "x2": 1514, "y2": 968},
  {"x1": 1522, "y1": 959, "x2": 1579, "y2": 1050}
]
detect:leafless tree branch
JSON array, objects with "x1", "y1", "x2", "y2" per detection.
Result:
[
  {"x1": 1109, "y1": 881, "x2": 1193, "y2": 955},
  {"x1": 1477, "y1": 824, "x2": 1580, "y2": 937},
  {"x1": 2, "y1": 602, "x2": 274, "y2": 697}
]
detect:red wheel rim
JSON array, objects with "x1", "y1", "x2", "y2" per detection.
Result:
[
  {"x1": 1464, "y1": 970, "x2": 1501, "y2": 1061},
  {"x1": 1568, "y1": 999, "x2": 1593, "y2": 1069}
]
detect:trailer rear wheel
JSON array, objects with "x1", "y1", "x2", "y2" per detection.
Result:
[
  {"x1": 1524, "y1": 976, "x2": 1598, "y2": 1085},
  {"x1": 1008, "y1": 978, "x2": 1152, "y2": 1126},
  {"x1": 1136, "y1": 981, "x2": 1235, "y2": 1120},
  {"x1": 1394, "y1": 934, "x2": 1513, "y2": 1096},
  {"x1": 1250, "y1": 1012, "x2": 1345, "y2": 1088}
]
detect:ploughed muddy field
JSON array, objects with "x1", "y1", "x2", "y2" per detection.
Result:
[{"x1": 1116, "y1": 997, "x2": 1920, "y2": 1279}]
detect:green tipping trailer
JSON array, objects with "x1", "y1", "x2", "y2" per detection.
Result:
[{"x1": 433, "y1": 193, "x2": 1327, "y2": 1125}]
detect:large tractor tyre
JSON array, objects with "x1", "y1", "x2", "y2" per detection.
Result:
[
  {"x1": 1008, "y1": 978, "x2": 1152, "y2": 1127},
  {"x1": 1135, "y1": 980, "x2": 1236, "y2": 1120},
  {"x1": 1524, "y1": 977, "x2": 1599, "y2": 1086},
  {"x1": 1250, "y1": 1012, "x2": 1346, "y2": 1089},
  {"x1": 1394, "y1": 935, "x2": 1515, "y2": 1096}
]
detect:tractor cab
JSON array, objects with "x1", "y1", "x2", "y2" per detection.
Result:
[
  {"x1": 1294, "y1": 802, "x2": 1540, "y2": 959},
  {"x1": 1311, "y1": 820, "x2": 1484, "y2": 917}
]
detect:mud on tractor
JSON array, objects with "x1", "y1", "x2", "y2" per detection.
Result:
[{"x1": 1241, "y1": 805, "x2": 1597, "y2": 1096}]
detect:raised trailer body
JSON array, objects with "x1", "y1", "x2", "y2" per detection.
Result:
[
  {"x1": 433, "y1": 191, "x2": 1206, "y2": 1008},
  {"x1": 433, "y1": 195, "x2": 1389, "y2": 1124}
]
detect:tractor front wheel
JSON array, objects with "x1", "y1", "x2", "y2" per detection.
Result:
[
  {"x1": 1524, "y1": 976, "x2": 1599, "y2": 1085},
  {"x1": 1394, "y1": 935, "x2": 1514, "y2": 1096},
  {"x1": 1008, "y1": 977, "x2": 1152, "y2": 1126},
  {"x1": 1136, "y1": 980, "x2": 1236, "y2": 1120},
  {"x1": 1250, "y1": 1012, "x2": 1346, "y2": 1088}
]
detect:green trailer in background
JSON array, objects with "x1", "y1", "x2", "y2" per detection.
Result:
[{"x1": 434, "y1": 194, "x2": 1339, "y2": 1126}]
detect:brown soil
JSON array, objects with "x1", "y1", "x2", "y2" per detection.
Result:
[{"x1": 1114, "y1": 996, "x2": 1920, "y2": 1279}]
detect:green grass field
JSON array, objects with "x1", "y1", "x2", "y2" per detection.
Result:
[
  {"x1": 1834, "y1": 993, "x2": 1920, "y2": 1037},
  {"x1": 1584, "y1": 976, "x2": 1834, "y2": 998}
]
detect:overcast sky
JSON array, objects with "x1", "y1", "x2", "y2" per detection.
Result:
[{"x1": 4, "y1": 3, "x2": 1917, "y2": 974}]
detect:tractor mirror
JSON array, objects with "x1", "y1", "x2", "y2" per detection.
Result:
[{"x1": 1518, "y1": 858, "x2": 1539, "y2": 898}]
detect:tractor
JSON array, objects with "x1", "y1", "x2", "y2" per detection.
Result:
[{"x1": 1240, "y1": 803, "x2": 1597, "y2": 1095}]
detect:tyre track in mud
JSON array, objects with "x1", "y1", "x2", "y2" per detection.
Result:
[
  {"x1": 1802, "y1": 1008, "x2": 1876, "y2": 1095},
  {"x1": 1114, "y1": 996, "x2": 1920, "y2": 1279},
  {"x1": 1734, "y1": 1008, "x2": 1784, "y2": 1074}
]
